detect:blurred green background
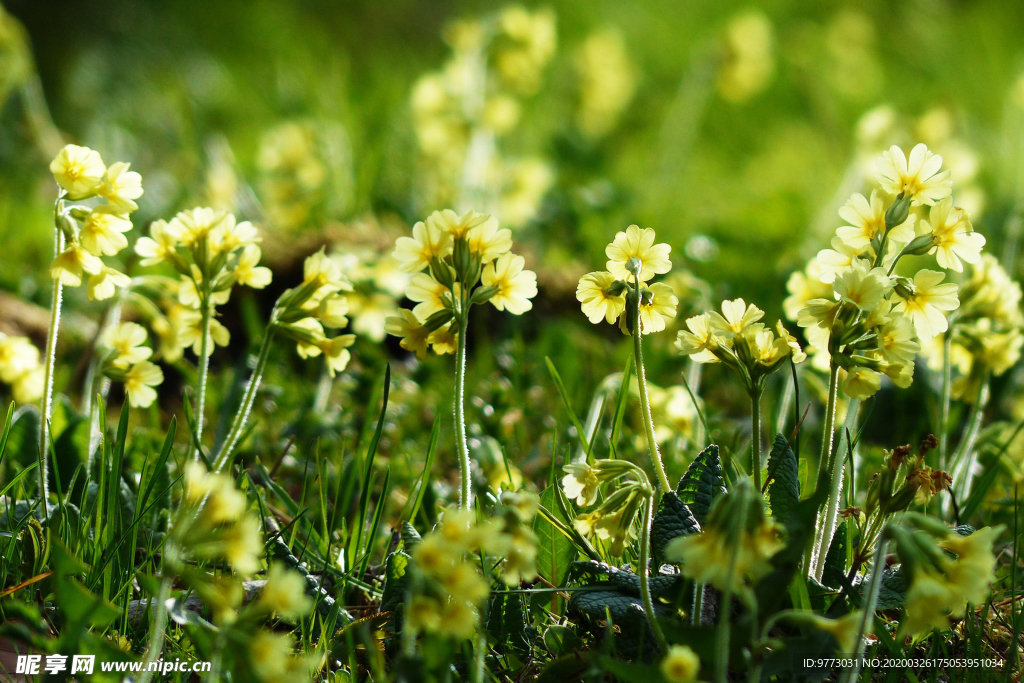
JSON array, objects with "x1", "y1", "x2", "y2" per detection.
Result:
[{"x1": 5, "y1": 0, "x2": 1024, "y2": 308}]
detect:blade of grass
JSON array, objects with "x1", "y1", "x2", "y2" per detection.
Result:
[
  {"x1": 408, "y1": 416, "x2": 440, "y2": 522},
  {"x1": 353, "y1": 365, "x2": 391, "y2": 567},
  {"x1": 545, "y1": 357, "x2": 592, "y2": 458}
]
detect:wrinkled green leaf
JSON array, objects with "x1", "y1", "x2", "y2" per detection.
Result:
[
  {"x1": 676, "y1": 444, "x2": 725, "y2": 525},
  {"x1": 569, "y1": 560, "x2": 683, "y2": 600},
  {"x1": 487, "y1": 591, "x2": 532, "y2": 656},
  {"x1": 379, "y1": 550, "x2": 411, "y2": 618},
  {"x1": 870, "y1": 566, "x2": 908, "y2": 610},
  {"x1": 766, "y1": 434, "x2": 800, "y2": 536},
  {"x1": 821, "y1": 520, "x2": 848, "y2": 590},
  {"x1": 650, "y1": 491, "x2": 701, "y2": 565},
  {"x1": 534, "y1": 486, "x2": 577, "y2": 586}
]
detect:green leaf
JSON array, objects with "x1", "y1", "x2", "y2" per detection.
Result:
[
  {"x1": 569, "y1": 589, "x2": 667, "y2": 662},
  {"x1": 650, "y1": 491, "x2": 701, "y2": 565},
  {"x1": 487, "y1": 591, "x2": 532, "y2": 656},
  {"x1": 5, "y1": 406, "x2": 40, "y2": 469},
  {"x1": 570, "y1": 560, "x2": 683, "y2": 600},
  {"x1": 676, "y1": 444, "x2": 726, "y2": 525},
  {"x1": 534, "y1": 486, "x2": 577, "y2": 586},
  {"x1": 766, "y1": 434, "x2": 801, "y2": 536},
  {"x1": 379, "y1": 550, "x2": 411, "y2": 617},
  {"x1": 871, "y1": 566, "x2": 908, "y2": 610},
  {"x1": 821, "y1": 520, "x2": 848, "y2": 590},
  {"x1": 542, "y1": 625, "x2": 583, "y2": 657}
]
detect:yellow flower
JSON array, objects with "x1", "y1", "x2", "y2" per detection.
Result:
[
  {"x1": 833, "y1": 259, "x2": 891, "y2": 311},
  {"x1": 319, "y1": 334, "x2": 355, "y2": 377},
  {"x1": 784, "y1": 258, "x2": 832, "y2": 321},
  {"x1": 876, "y1": 317, "x2": 918, "y2": 366},
  {"x1": 437, "y1": 599, "x2": 479, "y2": 640},
  {"x1": 842, "y1": 367, "x2": 881, "y2": 400},
  {"x1": 393, "y1": 218, "x2": 454, "y2": 273},
  {"x1": 709, "y1": 298, "x2": 764, "y2": 337},
  {"x1": 406, "y1": 273, "x2": 453, "y2": 320},
  {"x1": 718, "y1": 10, "x2": 774, "y2": 102},
  {"x1": 288, "y1": 318, "x2": 327, "y2": 359},
  {"x1": 249, "y1": 631, "x2": 293, "y2": 681},
  {"x1": 562, "y1": 461, "x2": 600, "y2": 506},
  {"x1": 211, "y1": 214, "x2": 260, "y2": 255},
  {"x1": 412, "y1": 534, "x2": 457, "y2": 578},
  {"x1": 0, "y1": 334, "x2": 40, "y2": 383},
  {"x1": 315, "y1": 294, "x2": 350, "y2": 329},
  {"x1": 171, "y1": 207, "x2": 226, "y2": 247},
  {"x1": 407, "y1": 595, "x2": 443, "y2": 633},
  {"x1": 222, "y1": 515, "x2": 263, "y2": 576},
  {"x1": 874, "y1": 143, "x2": 952, "y2": 205},
  {"x1": 665, "y1": 516, "x2": 783, "y2": 592},
  {"x1": 103, "y1": 322, "x2": 152, "y2": 368},
  {"x1": 384, "y1": 309, "x2": 430, "y2": 359},
  {"x1": 660, "y1": 645, "x2": 700, "y2": 683},
  {"x1": 50, "y1": 242, "x2": 103, "y2": 286},
  {"x1": 481, "y1": 253, "x2": 537, "y2": 315},
  {"x1": 836, "y1": 190, "x2": 915, "y2": 249},
  {"x1": 939, "y1": 526, "x2": 1001, "y2": 608},
  {"x1": 806, "y1": 612, "x2": 862, "y2": 653},
  {"x1": 99, "y1": 161, "x2": 144, "y2": 213},
  {"x1": 466, "y1": 216, "x2": 512, "y2": 262},
  {"x1": 50, "y1": 144, "x2": 106, "y2": 199},
  {"x1": 894, "y1": 269, "x2": 960, "y2": 339},
  {"x1": 501, "y1": 528, "x2": 538, "y2": 586},
  {"x1": 923, "y1": 199, "x2": 985, "y2": 272},
  {"x1": 302, "y1": 247, "x2": 348, "y2": 292},
  {"x1": 178, "y1": 309, "x2": 231, "y2": 356},
  {"x1": 87, "y1": 267, "x2": 131, "y2": 301},
  {"x1": 12, "y1": 367, "x2": 44, "y2": 404},
  {"x1": 634, "y1": 282, "x2": 678, "y2": 335},
  {"x1": 123, "y1": 360, "x2": 164, "y2": 408},
  {"x1": 675, "y1": 313, "x2": 721, "y2": 363},
  {"x1": 902, "y1": 569, "x2": 955, "y2": 635},
  {"x1": 135, "y1": 219, "x2": 183, "y2": 266},
  {"x1": 258, "y1": 564, "x2": 314, "y2": 621},
  {"x1": 441, "y1": 562, "x2": 490, "y2": 603},
  {"x1": 233, "y1": 244, "x2": 273, "y2": 289},
  {"x1": 427, "y1": 208, "x2": 490, "y2": 239},
  {"x1": 179, "y1": 266, "x2": 232, "y2": 308},
  {"x1": 775, "y1": 321, "x2": 807, "y2": 363},
  {"x1": 576, "y1": 271, "x2": 626, "y2": 324},
  {"x1": 428, "y1": 322, "x2": 458, "y2": 355},
  {"x1": 605, "y1": 225, "x2": 672, "y2": 283},
  {"x1": 816, "y1": 237, "x2": 864, "y2": 284}
]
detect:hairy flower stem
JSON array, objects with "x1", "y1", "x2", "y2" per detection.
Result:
[
  {"x1": 750, "y1": 389, "x2": 763, "y2": 492},
  {"x1": 138, "y1": 576, "x2": 171, "y2": 683},
  {"x1": 805, "y1": 364, "x2": 840, "y2": 577},
  {"x1": 38, "y1": 213, "x2": 66, "y2": 502},
  {"x1": 213, "y1": 328, "x2": 276, "y2": 472},
  {"x1": 455, "y1": 308, "x2": 472, "y2": 510},
  {"x1": 191, "y1": 288, "x2": 214, "y2": 460},
  {"x1": 838, "y1": 537, "x2": 888, "y2": 683},
  {"x1": 639, "y1": 492, "x2": 668, "y2": 654},
  {"x1": 812, "y1": 397, "x2": 859, "y2": 581},
  {"x1": 938, "y1": 330, "x2": 953, "y2": 470},
  {"x1": 632, "y1": 294, "x2": 672, "y2": 494}
]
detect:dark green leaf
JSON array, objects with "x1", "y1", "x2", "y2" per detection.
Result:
[
  {"x1": 650, "y1": 491, "x2": 701, "y2": 565},
  {"x1": 534, "y1": 486, "x2": 577, "y2": 586},
  {"x1": 487, "y1": 591, "x2": 532, "y2": 656},
  {"x1": 379, "y1": 550, "x2": 411, "y2": 618},
  {"x1": 821, "y1": 520, "x2": 848, "y2": 590},
  {"x1": 569, "y1": 560, "x2": 683, "y2": 600},
  {"x1": 766, "y1": 434, "x2": 801, "y2": 536},
  {"x1": 676, "y1": 444, "x2": 725, "y2": 526}
]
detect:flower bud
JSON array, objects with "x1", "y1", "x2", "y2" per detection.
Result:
[
  {"x1": 885, "y1": 194, "x2": 912, "y2": 230},
  {"x1": 902, "y1": 233, "x2": 936, "y2": 256}
]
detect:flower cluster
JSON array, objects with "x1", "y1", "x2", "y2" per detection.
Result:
[
  {"x1": 410, "y1": 6, "x2": 555, "y2": 222},
  {"x1": 0, "y1": 333, "x2": 43, "y2": 403},
  {"x1": 407, "y1": 494, "x2": 539, "y2": 640},
  {"x1": 676, "y1": 298, "x2": 804, "y2": 393},
  {"x1": 576, "y1": 225, "x2": 679, "y2": 335},
  {"x1": 385, "y1": 209, "x2": 537, "y2": 358},
  {"x1": 788, "y1": 143, "x2": 984, "y2": 399},
  {"x1": 97, "y1": 322, "x2": 164, "y2": 408},
  {"x1": 47, "y1": 145, "x2": 143, "y2": 300},
  {"x1": 328, "y1": 243, "x2": 409, "y2": 342},
  {"x1": 717, "y1": 10, "x2": 775, "y2": 103},
  {"x1": 562, "y1": 459, "x2": 653, "y2": 555},
  {"x1": 574, "y1": 28, "x2": 637, "y2": 139},
  {"x1": 664, "y1": 480, "x2": 784, "y2": 595},
  {"x1": 135, "y1": 207, "x2": 272, "y2": 360},
  {"x1": 889, "y1": 517, "x2": 1001, "y2": 636}
]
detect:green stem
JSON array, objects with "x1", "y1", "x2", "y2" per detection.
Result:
[
  {"x1": 632, "y1": 296, "x2": 672, "y2": 494},
  {"x1": 938, "y1": 330, "x2": 953, "y2": 470},
  {"x1": 38, "y1": 229, "x2": 65, "y2": 502},
  {"x1": 138, "y1": 576, "x2": 171, "y2": 683},
  {"x1": 838, "y1": 537, "x2": 888, "y2": 683},
  {"x1": 213, "y1": 328, "x2": 276, "y2": 472},
  {"x1": 804, "y1": 364, "x2": 840, "y2": 576},
  {"x1": 812, "y1": 397, "x2": 859, "y2": 581},
  {"x1": 191, "y1": 290, "x2": 214, "y2": 460},
  {"x1": 455, "y1": 308, "x2": 472, "y2": 510},
  {"x1": 750, "y1": 389, "x2": 763, "y2": 492},
  {"x1": 715, "y1": 490, "x2": 749, "y2": 683},
  {"x1": 950, "y1": 378, "x2": 991, "y2": 506},
  {"x1": 638, "y1": 492, "x2": 668, "y2": 654}
]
